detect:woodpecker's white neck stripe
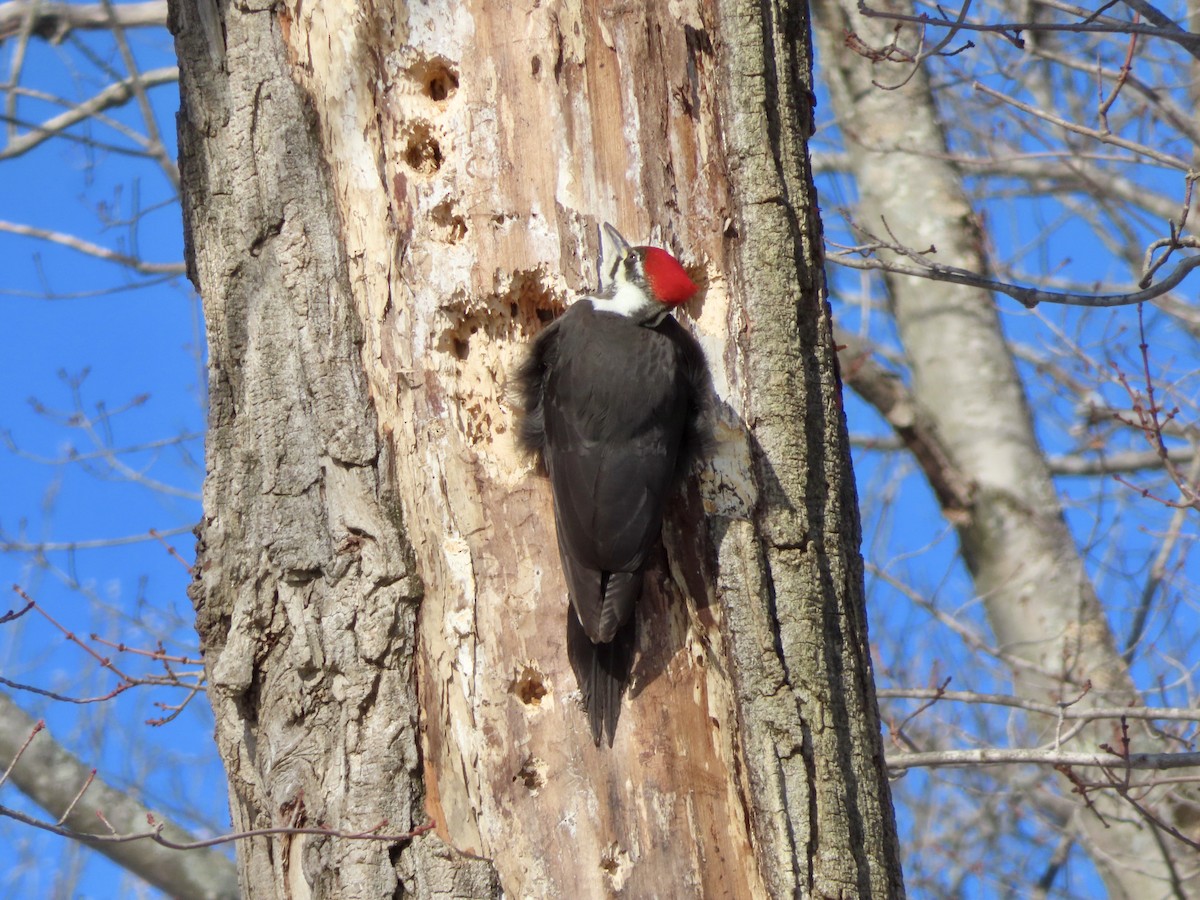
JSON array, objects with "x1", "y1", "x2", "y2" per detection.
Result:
[{"x1": 591, "y1": 281, "x2": 655, "y2": 320}]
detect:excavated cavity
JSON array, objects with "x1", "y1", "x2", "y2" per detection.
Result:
[
  {"x1": 513, "y1": 755, "x2": 547, "y2": 792},
  {"x1": 431, "y1": 199, "x2": 467, "y2": 243},
  {"x1": 505, "y1": 268, "x2": 563, "y2": 333},
  {"x1": 402, "y1": 121, "x2": 442, "y2": 174},
  {"x1": 435, "y1": 269, "x2": 560, "y2": 362},
  {"x1": 511, "y1": 663, "x2": 548, "y2": 705},
  {"x1": 406, "y1": 55, "x2": 459, "y2": 102},
  {"x1": 435, "y1": 270, "x2": 563, "y2": 447},
  {"x1": 599, "y1": 842, "x2": 632, "y2": 889}
]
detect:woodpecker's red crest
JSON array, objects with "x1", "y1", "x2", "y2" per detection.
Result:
[{"x1": 641, "y1": 247, "x2": 698, "y2": 305}]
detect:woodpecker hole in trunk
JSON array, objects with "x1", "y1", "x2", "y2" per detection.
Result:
[
  {"x1": 405, "y1": 55, "x2": 459, "y2": 103},
  {"x1": 513, "y1": 756, "x2": 547, "y2": 792},
  {"x1": 402, "y1": 122, "x2": 442, "y2": 175},
  {"x1": 431, "y1": 199, "x2": 467, "y2": 243},
  {"x1": 511, "y1": 663, "x2": 548, "y2": 706}
]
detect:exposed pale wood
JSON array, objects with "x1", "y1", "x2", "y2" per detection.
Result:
[{"x1": 267, "y1": 3, "x2": 762, "y2": 895}]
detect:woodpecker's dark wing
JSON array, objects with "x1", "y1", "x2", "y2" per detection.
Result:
[
  {"x1": 513, "y1": 316, "x2": 561, "y2": 462},
  {"x1": 543, "y1": 304, "x2": 692, "y2": 635},
  {"x1": 515, "y1": 300, "x2": 708, "y2": 745}
]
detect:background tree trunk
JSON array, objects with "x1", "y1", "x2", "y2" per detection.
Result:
[
  {"x1": 173, "y1": 0, "x2": 902, "y2": 896},
  {"x1": 812, "y1": 1, "x2": 1200, "y2": 895}
]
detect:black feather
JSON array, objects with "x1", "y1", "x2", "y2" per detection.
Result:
[
  {"x1": 567, "y1": 604, "x2": 636, "y2": 747},
  {"x1": 513, "y1": 317, "x2": 561, "y2": 460},
  {"x1": 515, "y1": 299, "x2": 710, "y2": 745}
]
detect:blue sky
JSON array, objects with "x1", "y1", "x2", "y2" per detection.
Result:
[{"x1": 0, "y1": 21, "x2": 226, "y2": 899}]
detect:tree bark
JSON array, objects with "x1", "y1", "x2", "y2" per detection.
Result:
[
  {"x1": 174, "y1": 0, "x2": 902, "y2": 896},
  {"x1": 812, "y1": 0, "x2": 1200, "y2": 895},
  {"x1": 171, "y1": 2, "x2": 497, "y2": 896}
]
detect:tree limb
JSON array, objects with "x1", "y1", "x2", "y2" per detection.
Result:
[
  {"x1": 0, "y1": 691, "x2": 239, "y2": 900},
  {"x1": 828, "y1": 241, "x2": 1200, "y2": 308},
  {"x1": 0, "y1": 1, "x2": 166, "y2": 42},
  {"x1": 889, "y1": 746, "x2": 1200, "y2": 771}
]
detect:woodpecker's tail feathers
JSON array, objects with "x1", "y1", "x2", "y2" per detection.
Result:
[
  {"x1": 595, "y1": 569, "x2": 641, "y2": 643},
  {"x1": 557, "y1": 544, "x2": 643, "y2": 645},
  {"x1": 567, "y1": 608, "x2": 635, "y2": 747}
]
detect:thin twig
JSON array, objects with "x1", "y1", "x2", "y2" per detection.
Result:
[
  {"x1": 0, "y1": 720, "x2": 43, "y2": 788},
  {"x1": 57, "y1": 770, "x2": 97, "y2": 826},
  {"x1": 975, "y1": 81, "x2": 1192, "y2": 172}
]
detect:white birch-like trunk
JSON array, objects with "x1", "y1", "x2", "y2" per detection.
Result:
[{"x1": 812, "y1": 1, "x2": 1200, "y2": 895}]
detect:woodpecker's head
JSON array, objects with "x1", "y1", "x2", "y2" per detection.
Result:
[{"x1": 595, "y1": 223, "x2": 698, "y2": 323}]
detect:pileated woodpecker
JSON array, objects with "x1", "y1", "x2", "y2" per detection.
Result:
[{"x1": 516, "y1": 224, "x2": 710, "y2": 746}]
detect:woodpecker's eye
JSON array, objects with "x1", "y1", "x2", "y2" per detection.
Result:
[{"x1": 623, "y1": 254, "x2": 642, "y2": 282}]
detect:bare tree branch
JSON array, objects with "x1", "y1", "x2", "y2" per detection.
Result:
[
  {"x1": 828, "y1": 238, "x2": 1200, "y2": 308},
  {"x1": 856, "y1": 1, "x2": 1200, "y2": 57},
  {"x1": 0, "y1": 523, "x2": 194, "y2": 553},
  {"x1": 836, "y1": 327, "x2": 975, "y2": 518},
  {"x1": 878, "y1": 687, "x2": 1200, "y2": 722},
  {"x1": 974, "y1": 80, "x2": 1194, "y2": 172},
  {"x1": 0, "y1": 691, "x2": 238, "y2": 900},
  {"x1": 0, "y1": 219, "x2": 185, "y2": 275},
  {"x1": 0, "y1": 1, "x2": 166, "y2": 42},
  {"x1": 889, "y1": 746, "x2": 1200, "y2": 771},
  {"x1": 0, "y1": 66, "x2": 179, "y2": 164}
]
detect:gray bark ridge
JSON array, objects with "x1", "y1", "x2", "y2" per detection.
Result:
[
  {"x1": 170, "y1": 1, "x2": 497, "y2": 896},
  {"x1": 714, "y1": 0, "x2": 906, "y2": 896}
]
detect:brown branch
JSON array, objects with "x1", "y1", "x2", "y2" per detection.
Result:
[
  {"x1": 0, "y1": 675, "x2": 131, "y2": 705},
  {"x1": 87, "y1": 636, "x2": 201, "y2": 666},
  {"x1": 148, "y1": 527, "x2": 194, "y2": 571},
  {"x1": 5, "y1": 587, "x2": 205, "y2": 702},
  {"x1": 0, "y1": 1, "x2": 166, "y2": 42},
  {"x1": 1097, "y1": 13, "x2": 1138, "y2": 133},
  {"x1": 835, "y1": 328, "x2": 975, "y2": 519}
]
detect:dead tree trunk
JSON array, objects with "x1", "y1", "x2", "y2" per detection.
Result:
[{"x1": 173, "y1": 0, "x2": 903, "y2": 896}]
